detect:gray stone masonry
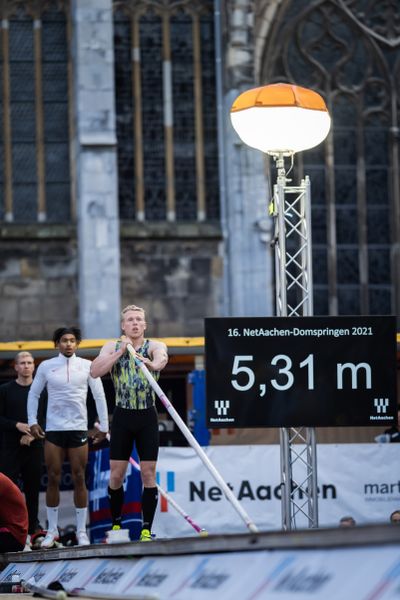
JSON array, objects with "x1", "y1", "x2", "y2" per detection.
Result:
[
  {"x1": 0, "y1": 225, "x2": 220, "y2": 341},
  {"x1": 71, "y1": 0, "x2": 121, "y2": 338},
  {"x1": 0, "y1": 233, "x2": 78, "y2": 341},
  {"x1": 219, "y1": 0, "x2": 275, "y2": 317},
  {"x1": 120, "y1": 230, "x2": 222, "y2": 338},
  {"x1": 221, "y1": 89, "x2": 274, "y2": 316}
]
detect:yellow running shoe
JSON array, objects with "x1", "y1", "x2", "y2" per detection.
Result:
[{"x1": 139, "y1": 528, "x2": 152, "y2": 542}]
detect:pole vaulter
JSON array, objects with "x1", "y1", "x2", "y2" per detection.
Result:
[{"x1": 121, "y1": 337, "x2": 259, "y2": 534}]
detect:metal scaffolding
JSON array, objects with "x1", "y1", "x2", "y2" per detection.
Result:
[{"x1": 270, "y1": 152, "x2": 319, "y2": 530}]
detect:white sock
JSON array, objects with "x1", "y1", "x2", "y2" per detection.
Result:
[
  {"x1": 46, "y1": 506, "x2": 59, "y2": 532},
  {"x1": 75, "y1": 507, "x2": 88, "y2": 532}
]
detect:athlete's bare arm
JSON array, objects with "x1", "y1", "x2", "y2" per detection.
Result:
[
  {"x1": 136, "y1": 340, "x2": 168, "y2": 372},
  {"x1": 90, "y1": 339, "x2": 129, "y2": 378}
]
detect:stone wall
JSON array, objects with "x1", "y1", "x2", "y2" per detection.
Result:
[
  {"x1": 0, "y1": 223, "x2": 222, "y2": 341},
  {"x1": 219, "y1": 0, "x2": 275, "y2": 318},
  {"x1": 0, "y1": 226, "x2": 78, "y2": 341},
  {"x1": 120, "y1": 223, "x2": 222, "y2": 338},
  {"x1": 71, "y1": 0, "x2": 121, "y2": 339}
]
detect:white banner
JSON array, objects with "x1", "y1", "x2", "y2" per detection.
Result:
[
  {"x1": 153, "y1": 444, "x2": 400, "y2": 537},
  {"x1": 0, "y1": 562, "x2": 39, "y2": 583},
  {"x1": 5, "y1": 546, "x2": 400, "y2": 600}
]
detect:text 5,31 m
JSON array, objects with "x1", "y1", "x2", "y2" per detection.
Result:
[{"x1": 231, "y1": 355, "x2": 373, "y2": 397}]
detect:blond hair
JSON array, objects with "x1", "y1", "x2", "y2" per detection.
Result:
[
  {"x1": 15, "y1": 351, "x2": 34, "y2": 364},
  {"x1": 120, "y1": 304, "x2": 146, "y2": 320}
]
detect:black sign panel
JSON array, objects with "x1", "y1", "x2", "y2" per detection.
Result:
[{"x1": 205, "y1": 316, "x2": 397, "y2": 428}]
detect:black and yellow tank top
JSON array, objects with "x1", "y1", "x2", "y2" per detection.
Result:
[{"x1": 111, "y1": 339, "x2": 160, "y2": 409}]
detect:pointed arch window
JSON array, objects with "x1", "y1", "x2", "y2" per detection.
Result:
[
  {"x1": 261, "y1": 0, "x2": 400, "y2": 316},
  {"x1": 113, "y1": 0, "x2": 220, "y2": 222},
  {"x1": 0, "y1": 1, "x2": 71, "y2": 223}
]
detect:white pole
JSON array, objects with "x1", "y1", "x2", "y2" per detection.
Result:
[{"x1": 126, "y1": 343, "x2": 259, "y2": 533}]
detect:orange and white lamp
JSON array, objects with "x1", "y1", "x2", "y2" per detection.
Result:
[{"x1": 230, "y1": 82, "x2": 331, "y2": 156}]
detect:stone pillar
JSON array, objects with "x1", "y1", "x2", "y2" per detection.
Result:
[
  {"x1": 216, "y1": 0, "x2": 274, "y2": 316},
  {"x1": 223, "y1": 90, "x2": 274, "y2": 316},
  {"x1": 70, "y1": 0, "x2": 121, "y2": 338}
]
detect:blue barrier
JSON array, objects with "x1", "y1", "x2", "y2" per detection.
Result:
[
  {"x1": 88, "y1": 447, "x2": 142, "y2": 543},
  {"x1": 188, "y1": 369, "x2": 210, "y2": 446}
]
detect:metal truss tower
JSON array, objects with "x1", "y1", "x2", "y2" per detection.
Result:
[{"x1": 270, "y1": 153, "x2": 318, "y2": 530}]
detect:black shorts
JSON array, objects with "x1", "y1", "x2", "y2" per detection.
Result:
[
  {"x1": 45, "y1": 430, "x2": 88, "y2": 448},
  {"x1": 110, "y1": 406, "x2": 159, "y2": 462}
]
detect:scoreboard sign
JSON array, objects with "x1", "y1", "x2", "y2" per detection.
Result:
[{"x1": 205, "y1": 316, "x2": 397, "y2": 428}]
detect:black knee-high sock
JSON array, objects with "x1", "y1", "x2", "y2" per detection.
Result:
[
  {"x1": 108, "y1": 486, "x2": 124, "y2": 526},
  {"x1": 141, "y1": 487, "x2": 158, "y2": 531}
]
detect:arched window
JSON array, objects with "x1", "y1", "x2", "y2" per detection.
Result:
[
  {"x1": 261, "y1": 0, "x2": 400, "y2": 316},
  {"x1": 0, "y1": 1, "x2": 71, "y2": 223},
  {"x1": 113, "y1": 0, "x2": 220, "y2": 222}
]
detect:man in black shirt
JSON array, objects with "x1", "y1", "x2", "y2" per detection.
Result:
[{"x1": 0, "y1": 352, "x2": 46, "y2": 542}]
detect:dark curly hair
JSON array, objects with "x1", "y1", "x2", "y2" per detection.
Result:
[{"x1": 52, "y1": 327, "x2": 82, "y2": 346}]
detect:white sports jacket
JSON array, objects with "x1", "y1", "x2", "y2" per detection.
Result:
[{"x1": 28, "y1": 353, "x2": 109, "y2": 432}]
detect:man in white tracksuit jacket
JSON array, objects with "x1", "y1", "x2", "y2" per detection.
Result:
[{"x1": 28, "y1": 327, "x2": 109, "y2": 548}]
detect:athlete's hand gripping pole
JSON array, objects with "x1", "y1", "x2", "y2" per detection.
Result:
[{"x1": 125, "y1": 342, "x2": 259, "y2": 534}]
